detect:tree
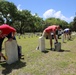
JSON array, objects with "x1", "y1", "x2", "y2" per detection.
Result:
[
  {"x1": 13, "y1": 10, "x2": 34, "y2": 34},
  {"x1": 32, "y1": 14, "x2": 44, "y2": 32},
  {"x1": 73, "y1": 16, "x2": 76, "y2": 31},
  {"x1": 0, "y1": 1, "x2": 17, "y2": 24},
  {"x1": 69, "y1": 22, "x2": 73, "y2": 31},
  {"x1": 44, "y1": 17, "x2": 68, "y2": 29}
]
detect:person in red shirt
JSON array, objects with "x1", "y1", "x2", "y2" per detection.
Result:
[
  {"x1": 0, "y1": 18, "x2": 16, "y2": 61},
  {"x1": 42, "y1": 25, "x2": 62, "y2": 50}
]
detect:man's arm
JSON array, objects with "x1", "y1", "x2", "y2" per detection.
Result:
[{"x1": 53, "y1": 31, "x2": 58, "y2": 43}]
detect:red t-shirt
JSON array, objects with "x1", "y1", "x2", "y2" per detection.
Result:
[
  {"x1": 0, "y1": 24, "x2": 16, "y2": 38},
  {"x1": 44, "y1": 25, "x2": 57, "y2": 33}
]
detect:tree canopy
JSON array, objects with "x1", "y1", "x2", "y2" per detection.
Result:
[{"x1": 0, "y1": 1, "x2": 75, "y2": 33}]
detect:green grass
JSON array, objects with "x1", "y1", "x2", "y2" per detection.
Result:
[{"x1": 0, "y1": 34, "x2": 76, "y2": 75}]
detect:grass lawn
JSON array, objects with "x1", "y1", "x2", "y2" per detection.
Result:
[{"x1": 0, "y1": 33, "x2": 76, "y2": 75}]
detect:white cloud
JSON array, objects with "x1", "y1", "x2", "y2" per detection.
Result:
[
  {"x1": 43, "y1": 9, "x2": 74, "y2": 22},
  {"x1": 17, "y1": 4, "x2": 22, "y2": 11}
]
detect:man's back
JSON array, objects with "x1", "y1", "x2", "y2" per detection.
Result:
[{"x1": 44, "y1": 25, "x2": 57, "y2": 33}]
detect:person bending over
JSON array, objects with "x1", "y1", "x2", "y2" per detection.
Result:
[{"x1": 42, "y1": 25, "x2": 62, "y2": 50}]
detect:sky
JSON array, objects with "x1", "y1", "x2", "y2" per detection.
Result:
[{"x1": 7, "y1": 0, "x2": 76, "y2": 23}]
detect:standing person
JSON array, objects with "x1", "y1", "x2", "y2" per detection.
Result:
[
  {"x1": 68, "y1": 29, "x2": 72, "y2": 40},
  {"x1": 42, "y1": 25, "x2": 62, "y2": 50},
  {"x1": 0, "y1": 17, "x2": 16, "y2": 61},
  {"x1": 64, "y1": 28, "x2": 71, "y2": 40}
]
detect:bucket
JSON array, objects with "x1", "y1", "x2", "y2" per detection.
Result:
[{"x1": 54, "y1": 42, "x2": 61, "y2": 51}]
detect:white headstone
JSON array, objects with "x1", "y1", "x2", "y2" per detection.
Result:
[
  {"x1": 39, "y1": 36, "x2": 45, "y2": 51},
  {"x1": 5, "y1": 40, "x2": 18, "y2": 64},
  {"x1": 62, "y1": 34, "x2": 64, "y2": 42}
]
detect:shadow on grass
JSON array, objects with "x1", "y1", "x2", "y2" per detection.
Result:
[
  {"x1": 59, "y1": 49, "x2": 70, "y2": 52},
  {"x1": 0, "y1": 60, "x2": 26, "y2": 75},
  {"x1": 41, "y1": 50, "x2": 49, "y2": 53},
  {"x1": 46, "y1": 48, "x2": 55, "y2": 51},
  {"x1": 46, "y1": 48, "x2": 70, "y2": 52},
  {"x1": 63, "y1": 42, "x2": 66, "y2": 43}
]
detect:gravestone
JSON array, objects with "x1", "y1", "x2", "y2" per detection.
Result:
[
  {"x1": 62, "y1": 34, "x2": 64, "y2": 42},
  {"x1": 5, "y1": 40, "x2": 18, "y2": 64},
  {"x1": 18, "y1": 34, "x2": 21, "y2": 39},
  {"x1": 39, "y1": 36, "x2": 45, "y2": 51}
]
